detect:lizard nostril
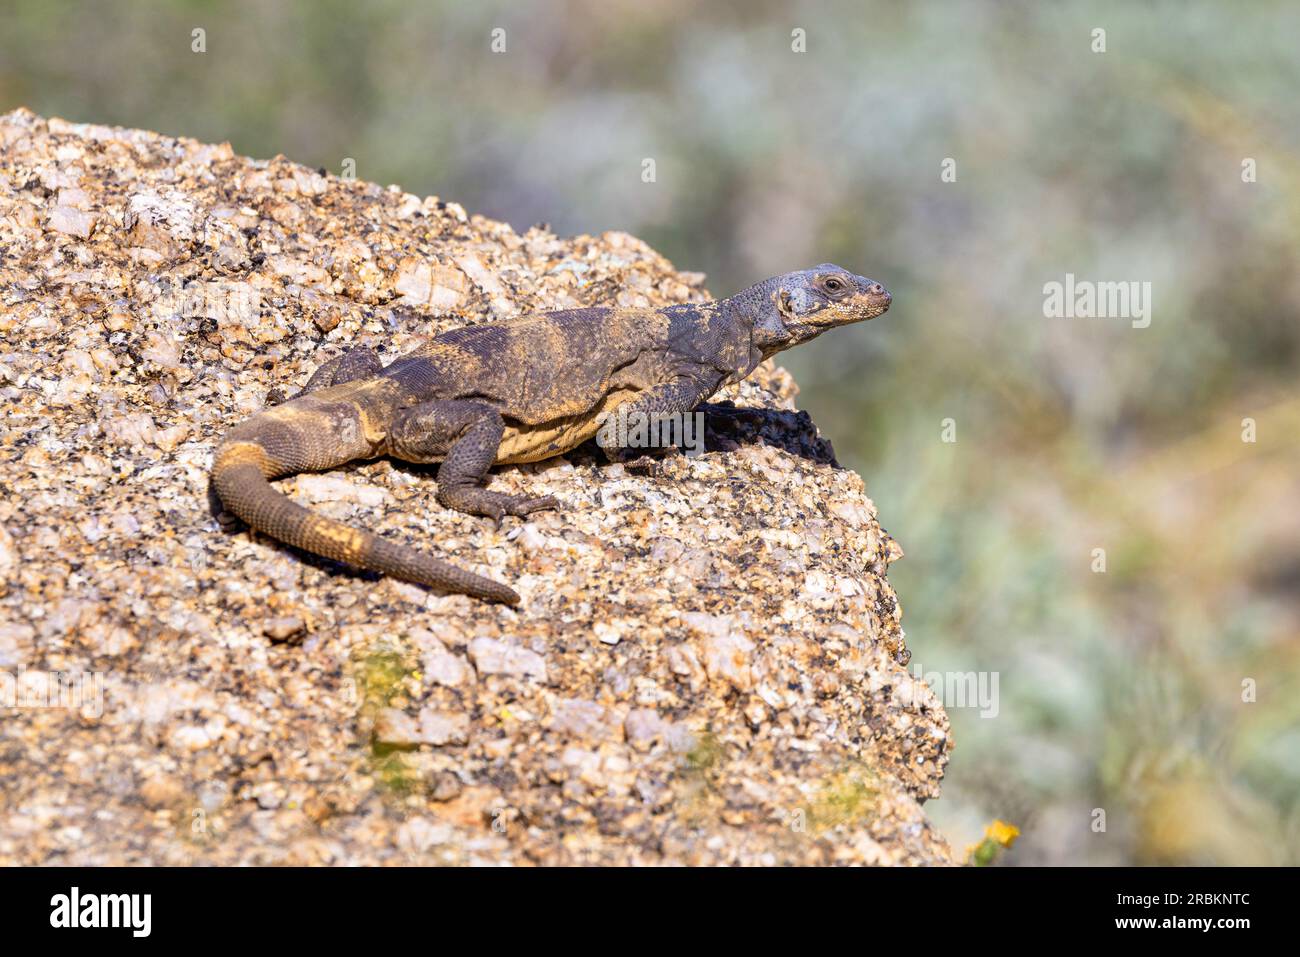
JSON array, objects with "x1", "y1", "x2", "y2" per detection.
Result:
[{"x1": 870, "y1": 283, "x2": 884, "y2": 295}]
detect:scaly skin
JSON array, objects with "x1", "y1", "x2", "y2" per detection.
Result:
[{"x1": 211, "y1": 264, "x2": 891, "y2": 604}]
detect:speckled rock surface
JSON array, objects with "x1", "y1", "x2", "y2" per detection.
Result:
[{"x1": 0, "y1": 109, "x2": 953, "y2": 865}]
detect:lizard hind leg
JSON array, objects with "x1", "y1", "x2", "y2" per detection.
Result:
[{"x1": 389, "y1": 400, "x2": 559, "y2": 522}]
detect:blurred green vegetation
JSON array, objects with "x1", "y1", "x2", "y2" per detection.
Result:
[{"x1": 4, "y1": 0, "x2": 1297, "y2": 864}]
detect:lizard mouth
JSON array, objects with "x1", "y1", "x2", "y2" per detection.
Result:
[
  {"x1": 863, "y1": 288, "x2": 892, "y2": 317},
  {"x1": 805, "y1": 289, "x2": 892, "y2": 328}
]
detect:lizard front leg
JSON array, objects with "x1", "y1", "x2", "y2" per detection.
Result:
[
  {"x1": 598, "y1": 377, "x2": 714, "y2": 468},
  {"x1": 389, "y1": 401, "x2": 559, "y2": 522}
]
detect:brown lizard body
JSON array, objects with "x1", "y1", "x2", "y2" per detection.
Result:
[{"x1": 211, "y1": 265, "x2": 891, "y2": 604}]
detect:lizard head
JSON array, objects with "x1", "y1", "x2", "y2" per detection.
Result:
[{"x1": 747, "y1": 264, "x2": 891, "y2": 355}]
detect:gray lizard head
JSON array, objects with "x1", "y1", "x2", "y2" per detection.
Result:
[{"x1": 736, "y1": 264, "x2": 892, "y2": 356}]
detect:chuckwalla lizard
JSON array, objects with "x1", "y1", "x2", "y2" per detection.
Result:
[{"x1": 211, "y1": 264, "x2": 891, "y2": 604}]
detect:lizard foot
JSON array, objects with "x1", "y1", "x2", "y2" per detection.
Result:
[
  {"x1": 215, "y1": 508, "x2": 244, "y2": 533},
  {"x1": 606, "y1": 445, "x2": 684, "y2": 476},
  {"x1": 437, "y1": 487, "x2": 559, "y2": 524},
  {"x1": 621, "y1": 454, "x2": 661, "y2": 476}
]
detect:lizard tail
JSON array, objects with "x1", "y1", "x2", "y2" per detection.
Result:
[{"x1": 211, "y1": 439, "x2": 521, "y2": 605}]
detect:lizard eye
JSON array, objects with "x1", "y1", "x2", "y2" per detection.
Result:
[{"x1": 821, "y1": 276, "x2": 846, "y2": 296}]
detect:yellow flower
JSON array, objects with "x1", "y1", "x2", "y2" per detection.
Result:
[{"x1": 985, "y1": 819, "x2": 1020, "y2": 847}]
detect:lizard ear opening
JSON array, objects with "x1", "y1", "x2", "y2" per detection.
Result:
[
  {"x1": 755, "y1": 292, "x2": 795, "y2": 348},
  {"x1": 775, "y1": 288, "x2": 798, "y2": 321}
]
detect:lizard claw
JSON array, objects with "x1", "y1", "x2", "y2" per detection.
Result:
[
  {"x1": 439, "y1": 487, "x2": 559, "y2": 524},
  {"x1": 487, "y1": 494, "x2": 557, "y2": 527},
  {"x1": 508, "y1": 494, "x2": 559, "y2": 516},
  {"x1": 622, "y1": 455, "x2": 660, "y2": 477}
]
